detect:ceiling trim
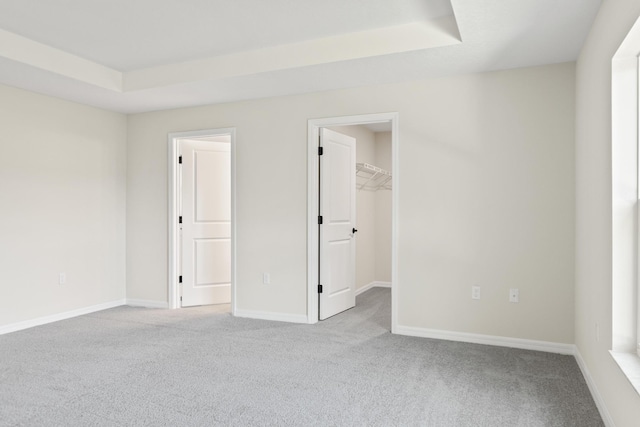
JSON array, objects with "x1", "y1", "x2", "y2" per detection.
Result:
[
  {"x1": 0, "y1": 16, "x2": 460, "y2": 94},
  {"x1": 125, "y1": 16, "x2": 461, "y2": 91},
  {"x1": 0, "y1": 28, "x2": 122, "y2": 91}
]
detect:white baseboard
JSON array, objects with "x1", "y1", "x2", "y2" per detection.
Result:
[
  {"x1": 574, "y1": 347, "x2": 615, "y2": 427},
  {"x1": 126, "y1": 299, "x2": 169, "y2": 309},
  {"x1": 0, "y1": 299, "x2": 126, "y2": 335},
  {"x1": 234, "y1": 309, "x2": 308, "y2": 324},
  {"x1": 395, "y1": 324, "x2": 575, "y2": 355},
  {"x1": 356, "y1": 281, "x2": 392, "y2": 296}
]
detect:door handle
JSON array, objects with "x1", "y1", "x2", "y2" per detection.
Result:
[{"x1": 352, "y1": 228, "x2": 358, "y2": 234}]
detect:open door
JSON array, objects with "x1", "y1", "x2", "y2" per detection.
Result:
[
  {"x1": 180, "y1": 137, "x2": 231, "y2": 307},
  {"x1": 319, "y1": 128, "x2": 357, "y2": 320}
]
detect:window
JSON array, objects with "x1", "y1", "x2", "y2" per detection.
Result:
[{"x1": 611, "y1": 16, "x2": 640, "y2": 394}]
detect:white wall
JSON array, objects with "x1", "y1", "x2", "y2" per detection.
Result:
[
  {"x1": 127, "y1": 62, "x2": 575, "y2": 344},
  {"x1": 375, "y1": 131, "x2": 392, "y2": 283},
  {"x1": 0, "y1": 84, "x2": 127, "y2": 328},
  {"x1": 575, "y1": 1, "x2": 640, "y2": 425}
]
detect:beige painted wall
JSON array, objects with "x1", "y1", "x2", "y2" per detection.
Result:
[
  {"x1": 0, "y1": 84, "x2": 127, "y2": 327},
  {"x1": 575, "y1": 1, "x2": 640, "y2": 425},
  {"x1": 375, "y1": 132, "x2": 392, "y2": 283},
  {"x1": 127, "y1": 62, "x2": 575, "y2": 344}
]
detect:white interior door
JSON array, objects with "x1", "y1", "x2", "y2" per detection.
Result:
[
  {"x1": 180, "y1": 138, "x2": 231, "y2": 307},
  {"x1": 319, "y1": 128, "x2": 357, "y2": 320}
]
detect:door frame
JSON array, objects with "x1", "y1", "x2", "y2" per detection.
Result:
[
  {"x1": 168, "y1": 128, "x2": 237, "y2": 312},
  {"x1": 307, "y1": 113, "x2": 399, "y2": 332}
]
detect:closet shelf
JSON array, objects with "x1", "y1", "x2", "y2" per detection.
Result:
[{"x1": 356, "y1": 162, "x2": 392, "y2": 191}]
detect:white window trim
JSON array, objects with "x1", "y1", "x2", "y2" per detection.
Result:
[{"x1": 610, "y1": 16, "x2": 640, "y2": 396}]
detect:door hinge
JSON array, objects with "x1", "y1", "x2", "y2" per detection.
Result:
[
  {"x1": 318, "y1": 284, "x2": 323, "y2": 294},
  {"x1": 179, "y1": 275, "x2": 182, "y2": 283},
  {"x1": 178, "y1": 156, "x2": 182, "y2": 164},
  {"x1": 179, "y1": 216, "x2": 182, "y2": 224},
  {"x1": 318, "y1": 215, "x2": 323, "y2": 225},
  {"x1": 318, "y1": 146, "x2": 323, "y2": 156}
]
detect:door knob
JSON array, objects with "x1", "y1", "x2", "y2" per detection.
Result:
[{"x1": 352, "y1": 228, "x2": 358, "y2": 234}]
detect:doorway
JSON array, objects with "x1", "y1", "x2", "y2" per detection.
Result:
[
  {"x1": 307, "y1": 113, "x2": 398, "y2": 331},
  {"x1": 168, "y1": 128, "x2": 236, "y2": 312}
]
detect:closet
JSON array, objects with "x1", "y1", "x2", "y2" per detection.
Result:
[{"x1": 329, "y1": 125, "x2": 392, "y2": 295}]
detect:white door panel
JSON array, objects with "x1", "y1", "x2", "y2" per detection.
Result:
[
  {"x1": 181, "y1": 139, "x2": 231, "y2": 307},
  {"x1": 195, "y1": 150, "x2": 231, "y2": 222},
  {"x1": 329, "y1": 239, "x2": 351, "y2": 295},
  {"x1": 194, "y1": 239, "x2": 231, "y2": 284},
  {"x1": 319, "y1": 128, "x2": 356, "y2": 320},
  {"x1": 329, "y1": 143, "x2": 352, "y2": 221}
]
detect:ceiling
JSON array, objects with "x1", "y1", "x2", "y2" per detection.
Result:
[{"x1": 0, "y1": 0, "x2": 601, "y2": 114}]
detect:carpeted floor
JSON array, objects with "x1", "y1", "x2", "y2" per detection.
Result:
[{"x1": 0, "y1": 288, "x2": 603, "y2": 426}]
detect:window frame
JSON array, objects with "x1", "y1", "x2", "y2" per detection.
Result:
[{"x1": 610, "y1": 17, "x2": 640, "y2": 395}]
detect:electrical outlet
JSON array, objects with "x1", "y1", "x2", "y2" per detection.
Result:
[
  {"x1": 59, "y1": 273, "x2": 66, "y2": 285},
  {"x1": 509, "y1": 288, "x2": 519, "y2": 303},
  {"x1": 263, "y1": 273, "x2": 270, "y2": 285},
  {"x1": 471, "y1": 286, "x2": 481, "y2": 300}
]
